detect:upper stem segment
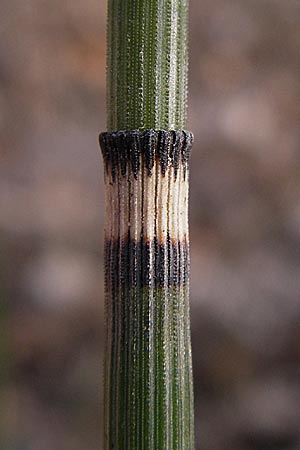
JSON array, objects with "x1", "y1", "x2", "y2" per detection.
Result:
[{"x1": 107, "y1": 0, "x2": 189, "y2": 131}]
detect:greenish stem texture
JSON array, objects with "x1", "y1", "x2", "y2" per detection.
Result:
[{"x1": 107, "y1": 0, "x2": 189, "y2": 130}]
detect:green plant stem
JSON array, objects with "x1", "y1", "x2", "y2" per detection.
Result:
[
  {"x1": 101, "y1": 1, "x2": 194, "y2": 449},
  {"x1": 107, "y1": 0, "x2": 189, "y2": 130}
]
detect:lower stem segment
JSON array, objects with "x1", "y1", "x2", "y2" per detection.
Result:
[{"x1": 100, "y1": 130, "x2": 194, "y2": 450}]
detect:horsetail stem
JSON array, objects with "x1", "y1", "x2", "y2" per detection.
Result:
[{"x1": 100, "y1": 1, "x2": 194, "y2": 449}]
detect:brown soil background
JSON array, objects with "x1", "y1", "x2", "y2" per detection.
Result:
[{"x1": 1, "y1": 1, "x2": 300, "y2": 449}]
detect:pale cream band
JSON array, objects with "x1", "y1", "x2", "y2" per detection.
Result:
[{"x1": 104, "y1": 158, "x2": 189, "y2": 244}]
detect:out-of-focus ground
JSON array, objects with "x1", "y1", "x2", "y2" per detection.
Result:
[{"x1": 1, "y1": 0, "x2": 300, "y2": 449}]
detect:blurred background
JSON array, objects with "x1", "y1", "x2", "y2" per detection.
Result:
[{"x1": 1, "y1": 0, "x2": 300, "y2": 449}]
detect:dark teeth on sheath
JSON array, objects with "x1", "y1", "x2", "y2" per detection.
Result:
[{"x1": 99, "y1": 129, "x2": 193, "y2": 181}]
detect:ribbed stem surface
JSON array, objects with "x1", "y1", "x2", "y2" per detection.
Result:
[
  {"x1": 100, "y1": 130, "x2": 194, "y2": 450},
  {"x1": 107, "y1": 0, "x2": 189, "y2": 130},
  {"x1": 103, "y1": 0, "x2": 193, "y2": 448}
]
